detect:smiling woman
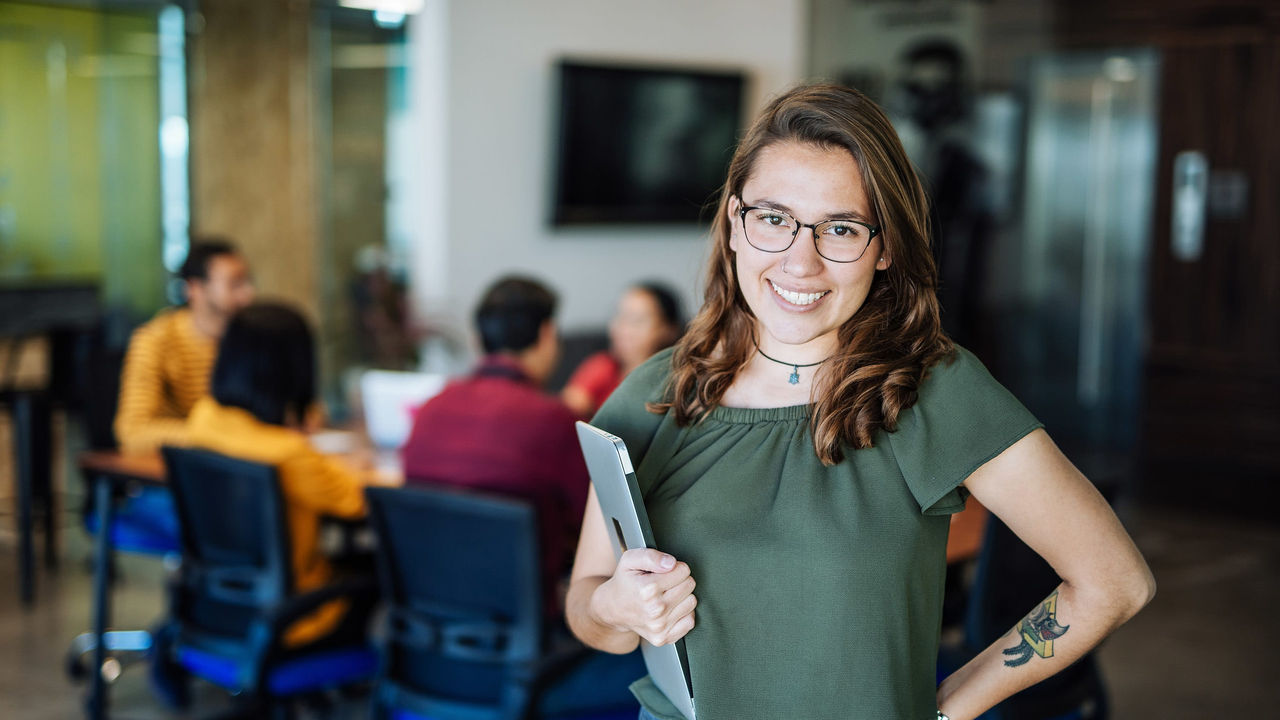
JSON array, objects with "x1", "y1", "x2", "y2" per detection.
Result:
[{"x1": 565, "y1": 84, "x2": 1154, "y2": 720}]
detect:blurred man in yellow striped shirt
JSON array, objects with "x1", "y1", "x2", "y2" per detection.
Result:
[{"x1": 114, "y1": 240, "x2": 255, "y2": 453}]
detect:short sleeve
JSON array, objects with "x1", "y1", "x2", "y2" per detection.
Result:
[
  {"x1": 589, "y1": 347, "x2": 673, "y2": 469},
  {"x1": 884, "y1": 346, "x2": 1043, "y2": 516}
]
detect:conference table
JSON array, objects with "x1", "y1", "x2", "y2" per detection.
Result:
[{"x1": 75, "y1": 443, "x2": 402, "y2": 720}]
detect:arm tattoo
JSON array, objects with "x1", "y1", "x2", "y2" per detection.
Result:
[{"x1": 1002, "y1": 591, "x2": 1069, "y2": 667}]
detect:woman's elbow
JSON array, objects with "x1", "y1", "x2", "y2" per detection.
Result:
[
  {"x1": 1110, "y1": 559, "x2": 1156, "y2": 622},
  {"x1": 1071, "y1": 557, "x2": 1156, "y2": 623},
  {"x1": 1129, "y1": 562, "x2": 1157, "y2": 613}
]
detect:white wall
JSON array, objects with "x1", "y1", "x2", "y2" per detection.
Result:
[{"x1": 407, "y1": 0, "x2": 807, "y2": 356}]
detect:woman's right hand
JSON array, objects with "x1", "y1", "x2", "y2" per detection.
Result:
[{"x1": 590, "y1": 548, "x2": 697, "y2": 647}]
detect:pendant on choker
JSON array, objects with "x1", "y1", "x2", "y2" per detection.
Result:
[{"x1": 755, "y1": 346, "x2": 828, "y2": 385}]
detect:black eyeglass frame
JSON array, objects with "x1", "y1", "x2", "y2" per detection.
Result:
[{"x1": 736, "y1": 198, "x2": 882, "y2": 263}]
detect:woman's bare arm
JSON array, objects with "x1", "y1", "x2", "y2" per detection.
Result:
[{"x1": 937, "y1": 429, "x2": 1155, "y2": 720}]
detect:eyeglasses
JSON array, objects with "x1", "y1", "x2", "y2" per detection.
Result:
[{"x1": 736, "y1": 198, "x2": 881, "y2": 263}]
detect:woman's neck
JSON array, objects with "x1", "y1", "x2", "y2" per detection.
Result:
[{"x1": 720, "y1": 350, "x2": 828, "y2": 409}]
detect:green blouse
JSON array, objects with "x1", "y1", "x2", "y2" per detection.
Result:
[{"x1": 590, "y1": 346, "x2": 1042, "y2": 720}]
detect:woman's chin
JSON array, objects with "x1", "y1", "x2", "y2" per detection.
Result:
[{"x1": 758, "y1": 321, "x2": 838, "y2": 351}]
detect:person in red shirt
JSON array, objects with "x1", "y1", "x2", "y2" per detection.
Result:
[
  {"x1": 401, "y1": 276, "x2": 587, "y2": 613},
  {"x1": 562, "y1": 282, "x2": 683, "y2": 418}
]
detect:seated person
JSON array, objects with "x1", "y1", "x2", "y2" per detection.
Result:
[
  {"x1": 562, "y1": 282, "x2": 682, "y2": 418},
  {"x1": 114, "y1": 239, "x2": 255, "y2": 453},
  {"x1": 402, "y1": 277, "x2": 644, "y2": 713},
  {"x1": 401, "y1": 276, "x2": 588, "y2": 613},
  {"x1": 184, "y1": 302, "x2": 367, "y2": 648}
]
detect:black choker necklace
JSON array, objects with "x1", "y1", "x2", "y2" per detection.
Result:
[{"x1": 755, "y1": 347, "x2": 828, "y2": 385}]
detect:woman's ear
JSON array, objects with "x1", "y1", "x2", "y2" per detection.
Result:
[{"x1": 875, "y1": 238, "x2": 891, "y2": 270}]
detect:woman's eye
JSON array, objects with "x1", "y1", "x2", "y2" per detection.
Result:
[
  {"x1": 762, "y1": 214, "x2": 787, "y2": 226},
  {"x1": 826, "y1": 223, "x2": 863, "y2": 238}
]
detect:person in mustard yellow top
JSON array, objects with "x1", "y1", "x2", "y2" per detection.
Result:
[
  {"x1": 114, "y1": 240, "x2": 255, "y2": 453},
  {"x1": 184, "y1": 302, "x2": 369, "y2": 648}
]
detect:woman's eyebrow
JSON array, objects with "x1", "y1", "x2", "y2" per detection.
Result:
[{"x1": 747, "y1": 197, "x2": 873, "y2": 223}]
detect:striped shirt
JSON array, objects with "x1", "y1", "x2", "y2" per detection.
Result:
[{"x1": 114, "y1": 308, "x2": 216, "y2": 453}]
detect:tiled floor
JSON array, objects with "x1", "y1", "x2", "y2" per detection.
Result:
[{"x1": 1, "y1": 502, "x2": 1276, "y2": 719}]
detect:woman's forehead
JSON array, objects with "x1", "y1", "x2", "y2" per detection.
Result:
[{"x1": 741, "y1": 141, "x2": 870, "y2": 219}]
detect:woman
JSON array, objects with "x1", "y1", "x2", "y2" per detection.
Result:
[
  {"x1": 184, "y1": 302, "x2": 368, "y2": 648},
  {"x1": 563, "y1": 282, "x2": 683, "y2": 418},
  {"x1": 565, "y1": 84, "x2": 1154, "y2": 720}
]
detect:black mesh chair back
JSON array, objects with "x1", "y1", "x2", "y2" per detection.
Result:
[
  {"x1": 365, "y1": 484, "x2": 542, "y2": 720},
  {"x1": 162, "y1": 447, "x2": 292, "y2": 641}
]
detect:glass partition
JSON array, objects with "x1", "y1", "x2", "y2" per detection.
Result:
[{"x1": 0, "y1": 1, "x2": 180, "y2": 319}]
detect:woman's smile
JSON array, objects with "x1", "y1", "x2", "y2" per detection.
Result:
[{"x1": 766, "y1": 279, "x2": 830, "y2": 308}]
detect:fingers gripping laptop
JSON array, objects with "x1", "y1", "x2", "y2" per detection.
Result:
[{"x1": 576, "y1": 421, "x2": 696, "y2": 720}]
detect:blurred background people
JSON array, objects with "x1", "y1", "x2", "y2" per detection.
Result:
[
  {"x1": 401, "y1": 275, "x2": 587, "y2": 615},
  {"x1": 562, "y1": 282, "x2": 683, "y2": 419},
  {"x1": 113, "y1": 239, "x2": 254, "y2": 453},
  {"x1": 895, "y1": 39, "x2": 994, "y2": 350},
  {"x1": 350, "y1": 243, "x2": 416, "y2": 370}
]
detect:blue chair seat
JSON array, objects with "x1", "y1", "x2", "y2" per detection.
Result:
[
  {"x1": 177, "y1": 644, "x2": 379, "y2": 696},
  {"x1": 83, "y1": 485, "x2": 181, "y2": 555}
]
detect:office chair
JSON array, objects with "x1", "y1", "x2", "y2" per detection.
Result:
[
  {"x1": 939, "y1": 514, "x2": 1109, "y2": 720},
  {"x1": 365, "y1": 485, "x2": 641, "y2": 720},
  {"x1": 156, "y1": 447, "x2": 379, "y2": 717},
  {"x1": 75, "y1": 326, "x2": 180, "y2": 558},
  {"x1": 66, "y1": 330, "x2": 181, "y2": 684}
]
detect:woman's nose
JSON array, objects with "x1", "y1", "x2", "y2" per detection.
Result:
[{"x1": 783, "y1": 227, "x2": 825, "y2": 276}]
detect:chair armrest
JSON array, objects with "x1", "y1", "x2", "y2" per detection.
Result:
[{"x1": 261, "y1": 577, "x2": 380, "y2": 638}]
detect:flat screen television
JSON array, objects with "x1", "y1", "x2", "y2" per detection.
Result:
[{"x1": 552, "y1": 61, "x2": 746, "y2": 225}]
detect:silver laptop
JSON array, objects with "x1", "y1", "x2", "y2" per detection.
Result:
[
  {"x1": 360, "y1": 370, "x2": 448, "y2": 449},
  {"x1": 576, "y1": 421, "x2": 696, "y2": 720}
]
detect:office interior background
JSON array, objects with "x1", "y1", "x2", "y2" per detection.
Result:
[{"x1": 0, "y1": 0, "x2": 1277, "y2": 717}]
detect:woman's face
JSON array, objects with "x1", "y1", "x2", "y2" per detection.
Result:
[
  {"x1": 609, "y1": 288, "x2": 674, "y2": 367},
  {"x1": 728, "y1": 141, "x2": 888, "y2": 360}
]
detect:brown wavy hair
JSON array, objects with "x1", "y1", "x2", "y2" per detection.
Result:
[{"x1": 649, "y1": 83, "x2": 954, "y2": 465}]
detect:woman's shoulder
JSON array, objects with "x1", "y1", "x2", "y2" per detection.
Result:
[
  {"x1": 885, "y1": 344, "x2": 1042, "y2": 515},
  {"x1": 916, "y1": 344, "x2": 993, "y2": 398},
  {"x1": 891, "y1": 343, "x2": 1040, "y2": 448},
  {"x1": 185, "y1": 399, "x2": 313, "y2": 464}
]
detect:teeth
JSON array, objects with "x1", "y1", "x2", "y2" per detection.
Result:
[{"x1": 770, "y1": 280, "x2": 828, "y2": 306}]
